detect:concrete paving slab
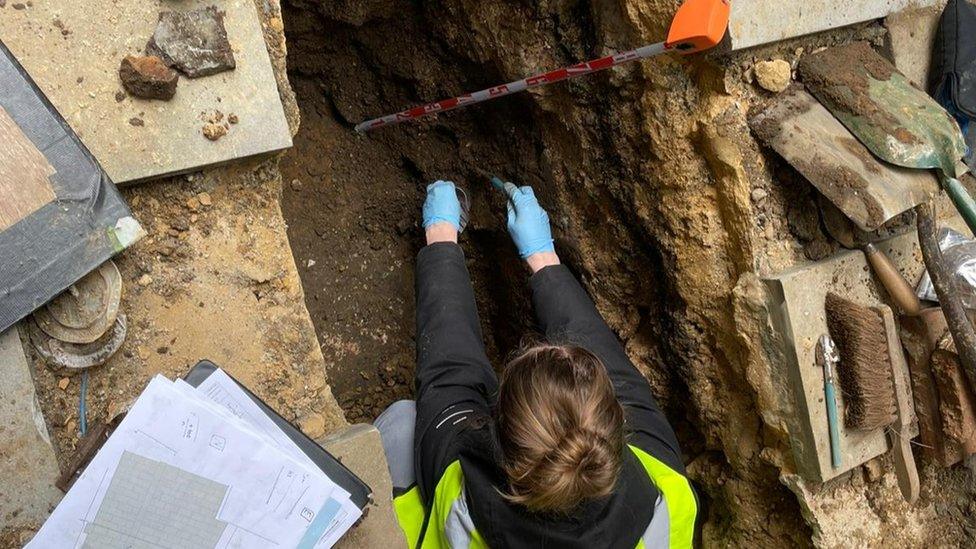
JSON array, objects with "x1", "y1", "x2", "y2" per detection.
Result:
[
  {"x1": 0, "y1": 0, "x2": 292, "y2": 184},
  {"x1": 728, "y1": 0, "x2": 943, "y2": 51},
  {"x1": 884, "y1": 3, "x2": 946, "y2": 91},
  {"x1": 318, "y1": 424, "x2": 407, "y2": 549},
  {"x1": 0, "y1": 327, "x2": 62, "y2": 538}
]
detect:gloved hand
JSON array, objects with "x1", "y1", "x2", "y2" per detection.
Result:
[
  {"x1": 422, "y1": 180, "x2": 462, "y2": 231},
  {"x1": 504, "y1": 183, "x2": 555, "y2": 259}
]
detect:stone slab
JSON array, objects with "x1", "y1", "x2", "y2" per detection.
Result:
[
  {"x1": 0, "y1": 327, "x2": 62, "y2": 536},
  {"x1": 728, "y1": 0, "x2": 943, "y2": 51},
  {"x1": 0, "y1": 0, "x2": 292, "y2": 184},
  {"x1": 883, "y1": 3, "x2": 946, "y2": 91},
  {"x1": 761, "y1": 220, "x2": 956, "y2": 482},
  {"x1": 318, "y1": 424, "x2": 407, "y2": 549}
]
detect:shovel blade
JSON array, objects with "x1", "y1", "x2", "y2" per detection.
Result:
[{"x1": 799, "y1": 42, "x2": 966, "y2": 176}]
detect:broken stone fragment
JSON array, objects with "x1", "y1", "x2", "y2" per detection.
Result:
[
  {"x1": 754, "y1": 59, "x2": 792, "y2": 93},
  {"x1": 202, "y1": 122, "x2": 227, "y2": 141},
  {"x1": 119, "y1": 55, "x2": 179, "y2": 100},
  {"x1": 297, "y1": 412, "x2": 326, "y2": 439},
  {"x1": 146, "y1": 6, "x2": 236, "y2": 78}
]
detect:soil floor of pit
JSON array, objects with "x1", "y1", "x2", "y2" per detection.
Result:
[
  {"x1": 279, "y1": 5, "x2": 552, "y2": 423},
  {"x1": 278, "y1": 76, "x2": 536, "y2": 422}
]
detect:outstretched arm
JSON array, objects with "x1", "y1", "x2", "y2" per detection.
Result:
[
  {"x1": 414, "y1": 182, "x2": 497, "y2": 501},
  {"x1": 502, "y1": 181, "x2": 685, "y2": 473},
  {"x1": 530, "y1": 263, "x2": 685, "y2": 473}
]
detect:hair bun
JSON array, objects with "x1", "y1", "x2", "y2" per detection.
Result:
[{"x1": 497, "y1": 344, "x2": 625, "y2": 513}]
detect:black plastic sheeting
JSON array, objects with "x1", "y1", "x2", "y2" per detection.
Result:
[{"x1": 0, "y1": 41, "x2": 143, "y2": 334}]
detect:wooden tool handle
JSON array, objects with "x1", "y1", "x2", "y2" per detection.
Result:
[
  {"x1": 890, "y1": 425, "x2": 920, "y2": 503},
  {"x1": 880, "y1": 306, "x2": 920, "y2": 503},
  {"x1": 864, "y1": 243, "x2": 921, "y2": 316}
]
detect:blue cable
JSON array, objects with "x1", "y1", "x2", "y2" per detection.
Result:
[{"x1": 79, "y1": 370, "x2": 88, "y2": 436}]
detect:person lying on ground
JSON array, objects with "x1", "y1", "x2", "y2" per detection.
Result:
[{"x1": 373, "y1": 179, "x2": 697, "y2": 548}]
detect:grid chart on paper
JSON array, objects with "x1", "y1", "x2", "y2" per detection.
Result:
[{"x1": 82, "y1": 451, "x2": 229, "y2": 548}]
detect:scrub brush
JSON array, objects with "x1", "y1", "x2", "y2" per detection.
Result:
[{"x1": 824, "y1": 292, "x2": 897, "y2": 430}]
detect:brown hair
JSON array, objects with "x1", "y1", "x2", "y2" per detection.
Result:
[{"x1": 496, "y1": 344, "x2": 624, "y2": 513}]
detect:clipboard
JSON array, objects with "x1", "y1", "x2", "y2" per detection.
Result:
[{"x1": 183, "y1": 360, "x2": 372, "y2": 510}]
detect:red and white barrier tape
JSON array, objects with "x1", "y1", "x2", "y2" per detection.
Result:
[{"x1": 355, "y1": 41, "x2": 669, "y2": 132}]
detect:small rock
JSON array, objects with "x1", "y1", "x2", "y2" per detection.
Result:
[
  {"x1": 202, "y1": 122, "x2": 227, "y2": 141},
  {"x1": 297, "y1": 413, "x2": 326, "y2": 439},
  {"x1": 197, "y1": 192, "x2": 212, "y2": 207},
  {"x1": 66, "y1": 419, "x2": 76, "y2": 433},
  {"x1": 119, "y1": 55, "x2": 179, "y2": 100},
  {"x1": 137, "y1": 274, "x2": 153, "y2": 286},
  {"x1": 58, "y1": 378, "x2": 70, "y2": 390},
  {"x1": 128, "y1": 117, "x2": 144, "y2": 127},
  {"x1": 862, "y1": 457, "x2": 885, "y2": 482},
  {"x1": 115, "y1": 90, "x2": 126, "y2": 102},
  {"x1": 396, "y1": 219, "x2": 413, "y2": 235},
  {"x1": 170, "y1": 217, "x2": 189, "y2": 232},
  {"x1": 290, "y1": 179, "x2": 302, "y2": 191},
  {"x1": 186, "y1": 196, "x2": 201, "y2": 211},
  {"x1": 157, "y1": 346, "x2": 169, "y2": 354},
  {"x1": 804, "y1": 239, "x2": 834, "y2": 261},
  {"x1": 146, "y1": 6, "x2": 236, "y2": 78},
  {"x1": 751, "y1": 188, "x2": 768, "y2": 203},
  {"x1": 306, "y1": 259, "x2": 316, "y2": 268},
  {"x1": 754, "y1": 59, "x2": 792, "y2": 93},
  {"x1": 12, "y1": 3, "x2": 26, "y2": 9},
  {"x1": 53, "y1": 18, "x2": 71, "y2": 36},
  {"x1": 228, "y1": 113, "x2": 239, "y2": 124}
]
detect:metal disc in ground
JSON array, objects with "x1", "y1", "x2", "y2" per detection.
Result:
[
  {"x1": 29, "y1": 314, "x2": 127, "y2": 371},
  {"x1": 33, "y1": 260, "x2": 122, "y2": 344}
]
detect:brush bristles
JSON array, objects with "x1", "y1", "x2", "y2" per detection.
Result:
[{"x1": 825, "y1": 293, "x2": 897, "y2": 430}]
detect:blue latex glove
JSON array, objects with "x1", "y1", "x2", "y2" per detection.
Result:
[
  {"x1": 422, "y1": 180, "x2": 462, "y2": 231},
  {"x1": 504, "y1": 183, "x2": 554, "y2": 258}
]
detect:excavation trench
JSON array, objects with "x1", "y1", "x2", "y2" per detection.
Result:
[{"x1": 278, "y1": 0, "x2": 813, "y2": 545}]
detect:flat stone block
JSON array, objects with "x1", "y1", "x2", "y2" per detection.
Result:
[
  {"x1": 728, "y1": 0, "x2": 943, "y2": 51},
  {"x1": 0, "y1": 327, "x2": 62, "y2": 537},
  {"x1": 0, "y1": 0, "x2": 292, "y2": 184},
  {"x1": 884, "y1": 4, "x2": 946, "y2": 90},
  {"x1": 318, "y1": 424, "x2": 407, "y2": 549}
]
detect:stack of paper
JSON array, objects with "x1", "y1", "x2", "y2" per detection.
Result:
[{"x1": 29, "y1": 370, "x2": 362, "y2": 548}]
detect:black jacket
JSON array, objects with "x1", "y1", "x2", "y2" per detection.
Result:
[{"x1": 414, "y1": 242, "x2": 688, "y2": 547}]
